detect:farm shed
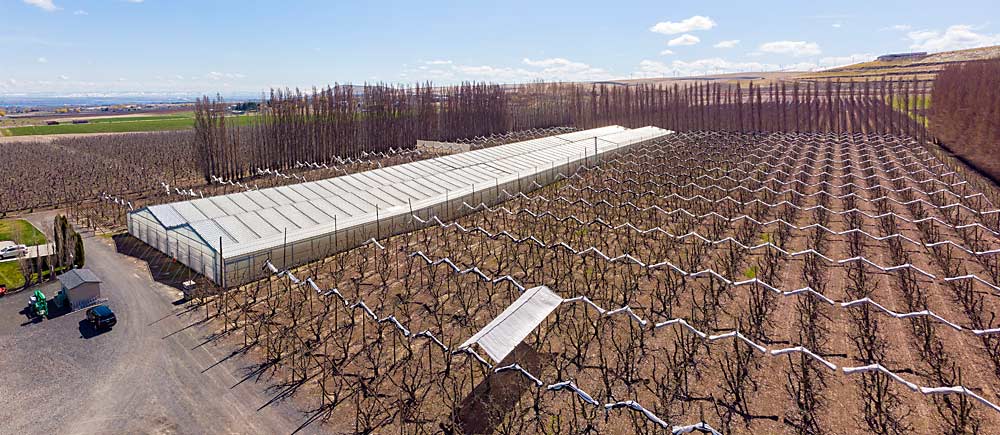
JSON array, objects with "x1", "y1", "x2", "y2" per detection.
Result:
[
  {"x1": 127, "y1": 125, "x2": 671, "y2": 286},
  {"x1": 56, "y1": 268, "x2": 102, "y2": 310}
]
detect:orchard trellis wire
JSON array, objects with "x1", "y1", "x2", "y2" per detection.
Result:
[
  {"x1": 193, "y1": 77, "x2": 936, "y2": 183},
  {"x1": 187, "y1": 131, "x2": 1000, "y2": 434},
  {"x1": 5, "y1": 72, "x2": 1000, "y2": 434}
]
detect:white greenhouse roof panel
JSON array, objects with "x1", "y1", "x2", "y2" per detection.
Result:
[
  {"x1": 460, "y1": 285, "x2": 565, "y2": 363},
  {"x1": 132, "y1": 125, "x2": 671, "y2": 260}
]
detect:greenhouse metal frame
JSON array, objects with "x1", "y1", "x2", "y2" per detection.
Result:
[{"x1": 127, "y1": 125, "x2": 672, "y2": 286}]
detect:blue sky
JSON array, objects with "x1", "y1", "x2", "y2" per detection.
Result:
[{"x1": 2, "y1": 0, "x2": 999, "y2": 96}]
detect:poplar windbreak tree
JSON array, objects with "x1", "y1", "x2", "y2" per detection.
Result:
[{"x1": 193, "y1": 78, "x2": 933, "y2": 181}]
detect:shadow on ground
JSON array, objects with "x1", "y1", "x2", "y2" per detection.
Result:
[
  {"x1": 454, "y1": 343, "x2": 554, "y2": 435},
  {"x1": 112, "y1": 234, "x2": 217, "y2": 296},
  {"x1": 14, "y1": 282, "x2": 73, "y2": 325},
  {"x1": 18, "y1": 306, "x2": 44, "y2": 326}
]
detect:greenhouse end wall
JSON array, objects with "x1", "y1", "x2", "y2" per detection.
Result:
[{"x1": 127, "y1": 210, "x2": 221, "y2": 284}]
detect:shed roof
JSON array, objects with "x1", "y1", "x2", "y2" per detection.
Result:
[{"x1": 57, "y1": 268, "x2": 101, "y2": 290}]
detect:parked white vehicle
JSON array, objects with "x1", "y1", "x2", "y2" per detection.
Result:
[{"x1": 0, "y1": 244, "x2": 28, "y2": 259}]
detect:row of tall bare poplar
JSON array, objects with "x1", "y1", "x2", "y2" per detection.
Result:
[
  {"x1": 929, "y1": 58, "x2": 1000, "y2": 183},
  {"x1": 194, "y1": 77, "x2": 932, "y2": 181}
]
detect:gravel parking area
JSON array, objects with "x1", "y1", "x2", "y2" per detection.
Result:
[{"x1": 0, "y1": 221, "x2": 305, "y2": 435}]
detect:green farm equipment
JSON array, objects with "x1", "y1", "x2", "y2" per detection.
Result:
[{"x1": 30, "y1": 289, "x2": 48, "y2": 318}]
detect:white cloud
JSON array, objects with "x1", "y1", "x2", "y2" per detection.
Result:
[
  {"x1": 659, "y1": 49, "x2": 674, "y2": 55},
  {"x1": 73, "y1": 10, "x2": 87, "y2": 15},
  {"x1": 650, "y1": 16, "x2": 716, "y2": 35},
  {"x1": 886, "y1": 24, "x2": 912, "y2": 31},
  {"x1": 635, "y1": 57, "x2": 777, "y2": 78},
  {"x1": 906, "y1": 25, "x2": 1000, "y2": 52},
  {"x1": 454, "y1": 65, "x2": 514, "y2": 75},
  {"x1": 782, "y1": 62, "x2": 820, "y2": 71},
  {"x1": 403, "y1": 56, "x2": 613, "y2": 83},
  {"x1": 632, "y1": 57, "x2": 857, "y2": 77},
  {"x1": 520, "y1": 57, "x2": 612, "y2": 81},
  {"x1": 37, "y1": 57, "x2": 48, "y2": 63},
  {"x1": 126, "y1": 0, "x2": 144, "y2": 3},
  {"x1": 832, "y1": 23, "x2": 842, "y2": 28},
  {"x1": 23, "y1": 0, "x2": 60, "y2": 12},
  {"x1": 713, "y1": 39, "x2": 740, "y2": 48},
  {"x1": 817, "y1": 53, "x2": 875, "y2": 68},
  {"x1": 207, "y1": 71, "x2": 246, "y2": 80},
  {"x1": 523, "y1": 57, "x2": 586, "y2": 68},
  {"x1": 633, "y1": 60, "x2": 674, "y2": 77},
  {"x1": 744, "y1": 53, "x2": 876, "y2": 72},
  {"x1": 759, "y1": 40, "x2": 822, "y2": 56},
  {"x1": 58, "y1": 74, "x2": 69, "y2": 80},
  {"x1": 667, "y1": 34, "x2": 700, "y2": 47}
]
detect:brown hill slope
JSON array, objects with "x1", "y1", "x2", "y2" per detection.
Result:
[{"x1": 797, "y1": 45, "x2": 1000, "y2": 82}]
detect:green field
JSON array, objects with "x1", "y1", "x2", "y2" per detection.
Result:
[
  {"x1": 0, "y1": 261, "x2": 69, "y2": 289},
  {"x1": 0, "y1": 112, "x2": 257, "y2": 136},
  {"x1": 888, "y1": 94, "x2": 931, "y2": 126},
  {"x1": 0, "y1": 261, "x2": 23, "y2": 289},
  {"x1": 0, "y1": 219, "x2": 47, "y2": 246},
  {"x1": 888, "y1": 94, "x2": 931, "y2": 110},
  {"x1": 87, "y1": 112, "x2": 193, "y2": 123},
  {"x1": 0, "y1": 219, "x2": 51, "y2": 289},
  {"x1": 3, "y1": 116, "x2": 195, "y2": 135}
]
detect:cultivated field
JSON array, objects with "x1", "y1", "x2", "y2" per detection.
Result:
[
  {"x1": 0, "y1": 111, "x2": 260, "y2": 136},
  {"x1": 0, "y1": 127, "x2": 576, "y2": 231},
  {"x1": 0, "y1": 132, "x2": 198, "y2": 218},
  {"x1": 799, "y1": 46, "x2": 1000, "y2": 82},
  {"x1": 184, "y1": 131, "x2": 1000, "y2": 434},
  {"x1": 4, "y1": 69, "x2": 999, "y2": 433},
  {"x1": 2, "y1": 115, "x2": 194, "y2": 136}
]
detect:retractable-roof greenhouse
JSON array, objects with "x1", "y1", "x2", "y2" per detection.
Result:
[{"x1": 127, "y1": 125, "x2": 671, "y2": 286}]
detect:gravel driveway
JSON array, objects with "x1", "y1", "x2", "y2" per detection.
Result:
[{"x1": 0, "y1": 215, "x2": 309, "y2": 434}]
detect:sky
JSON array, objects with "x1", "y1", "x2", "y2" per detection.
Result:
[{"x1": 2, "y1": 0, "x2": 999, "y2": 98}]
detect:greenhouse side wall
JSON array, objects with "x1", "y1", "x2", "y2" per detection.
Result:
[{"x1": 218, "y1": 136, "x2": 659, "y2": 287}]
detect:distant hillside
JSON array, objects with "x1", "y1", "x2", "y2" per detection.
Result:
[
  {"x1": 796, "y1": 45, "x2": 1000, "y2": 82},
  {"x1": 600, "y1": 46, "x2": 1000, "y2": 87},
  {"x1": 616, "y1": 71, "x2": 801, "y2": 87}
]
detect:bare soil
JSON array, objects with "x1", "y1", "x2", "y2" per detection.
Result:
[{"x1": 192, "y1": 132, "x2": 1000, "y2": 434}]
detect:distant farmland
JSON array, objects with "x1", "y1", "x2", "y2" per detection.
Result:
[
  {"x1": 2, "y1": 70, "x2": 1000, "y2": 434},
  {"x1": 2, "y1": 113, "x2": 194, "y2": 136},
  {"x1": 0, "y1": 112, "x2": 258, "y2": 136}
]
